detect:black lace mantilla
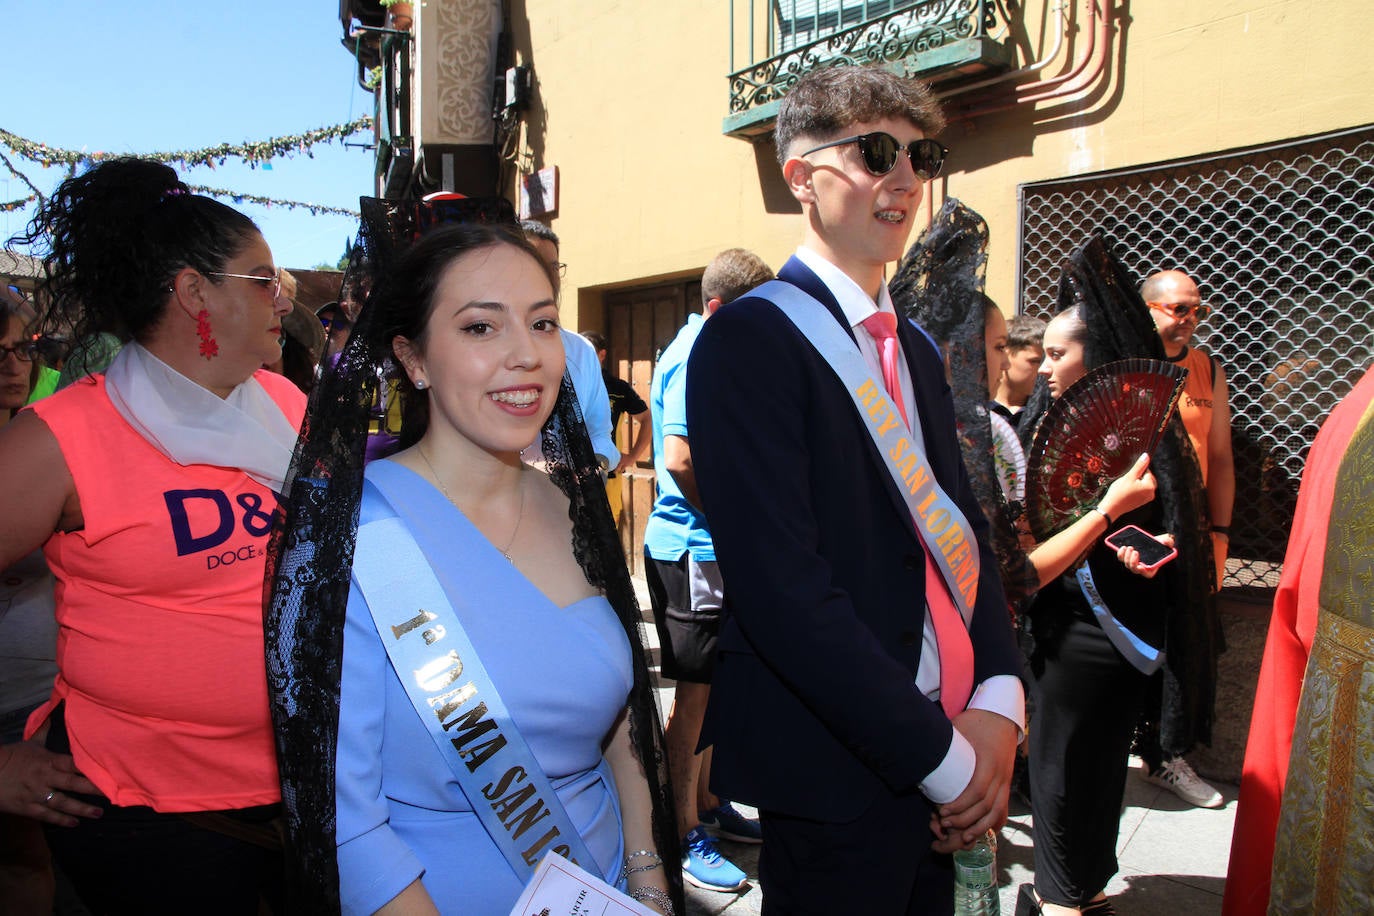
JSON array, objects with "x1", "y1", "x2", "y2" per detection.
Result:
[
  {"x1": 264, "y1": 198, "x2": 682, "y2": 912},
  {"x1": 891, "y1": 198, "x2": 1040, "y2": 610},
  {"x1": 1015, "y1": 236, "x2": 1221, "y2": 752}
]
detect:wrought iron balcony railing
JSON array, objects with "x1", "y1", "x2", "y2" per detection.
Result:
[{"x1": 726, "y1": 0, "x2": 1010, "y2": 137}]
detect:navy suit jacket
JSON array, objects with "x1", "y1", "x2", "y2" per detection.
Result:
[{"x1": 686, "y1": 257, "x2": 1021, "y2": 822}]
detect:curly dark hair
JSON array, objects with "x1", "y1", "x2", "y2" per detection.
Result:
[
  {"x1": 774, "y1": 64, "x2": 946, "y2": 165},
  {"x1": 11, "y1": 156, "x2": 260, "y2": 373}
]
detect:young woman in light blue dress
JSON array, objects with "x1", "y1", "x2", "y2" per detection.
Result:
[{"x1": 267, "y1": 219, "x2": 680, "y2": 916}]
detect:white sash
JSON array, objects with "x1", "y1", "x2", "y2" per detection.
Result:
[
  {"x1": 353, "y1": 516, "x2": 598, "y2": 882},
  {"x1": 758, "y1": 280, "x2": 981, "y2": 622}
]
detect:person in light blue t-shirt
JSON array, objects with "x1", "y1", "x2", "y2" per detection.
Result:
[
  {"x1": 519, "y1": 221, "x2": 619, "y2": 472},
  {"x1": 643, "y1": 248, "x2": 773, "y2": 894}
]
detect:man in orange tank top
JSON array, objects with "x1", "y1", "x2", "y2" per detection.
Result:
[{"x1": 1136, "y1": 269, "x2": 1235, "y2": 809}]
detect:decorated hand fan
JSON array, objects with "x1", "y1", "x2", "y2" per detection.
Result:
[{"x1": 1025, "y1": 358, "x2": 1187, "y2": 540}]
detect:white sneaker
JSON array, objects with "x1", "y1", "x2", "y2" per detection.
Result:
[{"x1": 1146, "y1": 756, "x2": 1223, "y2": 808}]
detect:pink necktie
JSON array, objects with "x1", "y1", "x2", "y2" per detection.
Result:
[
  {"x1": 860, "y1": 312, "x2": 909, "y2": 428},
  {"x1": 861, "y1": 312, "x2": 974, "y2": 717}
]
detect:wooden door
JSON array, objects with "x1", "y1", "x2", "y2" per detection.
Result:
[{"x1": 605, "y1": 277, "x2": 702, "y2": 577}]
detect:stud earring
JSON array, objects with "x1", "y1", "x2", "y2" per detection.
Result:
[
  {"x1": 414, "y1": 379, "x2": 427, "y2": 390},
  {"x1": 196, "y1": 309, "x2": 219, "y2": 359}
]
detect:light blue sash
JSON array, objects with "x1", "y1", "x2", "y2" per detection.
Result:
[
  {"x1": 352, "y1": 515, "x2": 598, "y2": 883},
  {"x1": 758, "y1": 279, "x2": 981, "y2": 622},
  {"x1": 1075, "y1": 565, "x2": 1165, "y2": 675}
]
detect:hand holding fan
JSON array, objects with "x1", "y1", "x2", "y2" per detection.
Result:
[{"x1": 1025, "y1": 358, "x2": 1187, "y2": 540}]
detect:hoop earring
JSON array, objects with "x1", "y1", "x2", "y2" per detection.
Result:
[{"x1": 196, "y1": 309, "x2": 219, "y2": 359}]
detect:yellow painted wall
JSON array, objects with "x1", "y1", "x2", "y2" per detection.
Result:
[{"x1": 507, "y1": 0, "x2": 1374, "y2": 323}]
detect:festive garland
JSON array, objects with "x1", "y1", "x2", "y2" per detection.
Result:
[
  {"x1": 0, "y1": 194, "x2": 37, "y2": 213},
  {"x1": 0, "y1": 120, "x2": 373, "y2": 217},
  {"x1": 186, "y1": 185, "x2": 360, "y2": 217},
  {"x1": 0, "y1": 147, "x2": 49, "y2": 201},
  {"x1": 0, "y1": 117, "x2": 373, "y2": 170}
]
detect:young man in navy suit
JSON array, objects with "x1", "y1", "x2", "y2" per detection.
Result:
[{"x1": 686, "y1": 66, "x2": 1024, "y2": 914}]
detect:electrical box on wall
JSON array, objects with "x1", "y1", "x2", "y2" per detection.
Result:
[{"x1": 501, "y1": 65, "x2": 531, "y2": 111}]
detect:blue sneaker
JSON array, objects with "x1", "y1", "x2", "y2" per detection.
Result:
[
  {"x1": 698, "y1": 802, "x2": 763, "y2": 844},
  {"x1": 682, "y1": 825, "x2": 748, "y2": 892}
]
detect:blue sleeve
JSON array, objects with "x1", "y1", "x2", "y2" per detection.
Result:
[
  {"x1": 659, "y1": 357, "x2": 688, "y2": 439},
  {"x1": 335, "y1": 581, "x2": 426, "y2": 915},
  {"x1": 563, "y1": 330, "x2": 617, "y2": 465}
]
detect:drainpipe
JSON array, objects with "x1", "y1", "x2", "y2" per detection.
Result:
[
  {"x1": 938, "y1": 0, "x2": 1071, "y2": 100},
  {"x1": 1008, "y1": 0, "x2": 1110, "y2": 103},
  {"x1": 944, "y1": 0, "x2": 1113, "y2": 122}
]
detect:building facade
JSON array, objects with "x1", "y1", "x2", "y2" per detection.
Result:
[{"x1": 349, "y1": 0, "x2": 1374, "y2": 583}]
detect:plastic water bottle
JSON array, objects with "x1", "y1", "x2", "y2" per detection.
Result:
[{"x1": 953, "y1": 831, "x2": 1000, "y2": 915}]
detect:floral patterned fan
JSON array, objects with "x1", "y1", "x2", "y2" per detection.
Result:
[{"x1": 1025, "y1": 358, "x2": 1188, "y2": 540}]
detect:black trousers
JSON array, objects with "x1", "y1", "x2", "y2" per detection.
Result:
[
  {"x1": 42, "y1": 705, "x2": 284, "y2": 915},
  {"x1": 759, "y1": 791, "x2": 954, "y2": 915},
  {"x1": 1028, "y1": 615, "x2": 1148, "y2": 906}
]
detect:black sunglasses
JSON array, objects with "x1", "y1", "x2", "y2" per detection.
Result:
[{"x1": 800, "y1": 132, "x2": 949, "y2": 180}]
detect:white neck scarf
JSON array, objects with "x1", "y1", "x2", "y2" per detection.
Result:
[{"x1": 104, "y1": 342, "x2": 298, "y2": 493}]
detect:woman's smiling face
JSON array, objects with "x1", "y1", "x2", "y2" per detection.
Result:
[{"x1": 396, "y1": 242, "x2": 564, "y2": 456}]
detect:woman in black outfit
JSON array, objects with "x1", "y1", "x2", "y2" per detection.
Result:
[{"x1": 1014, "y1": 240, "x2": 1213, "y2": 916}]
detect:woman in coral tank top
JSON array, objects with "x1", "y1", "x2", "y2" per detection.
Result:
[{"x1": 0, "y1": 157, "x2": 305, "y2": 913}]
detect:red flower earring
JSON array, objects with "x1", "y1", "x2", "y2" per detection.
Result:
[{"x1": 196, "y1": 309, "x2": 219, "y2": 359}]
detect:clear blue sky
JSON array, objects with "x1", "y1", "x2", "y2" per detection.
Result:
[{"x1": 2, "y1": 2, "x2": 377, "y2": 271}]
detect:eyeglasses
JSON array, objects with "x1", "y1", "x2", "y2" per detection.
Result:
[
  {"x1": 207, "y1": 270, "x2": 282, "y2": 298},
  {"x1": 800, "y1": 132, "x2": 949, "y2": 180},
  {"x1": 1147, "y1": 301, "x2": 1211, "y2": 321},
  {"x1": 0, "y1": 341, "x2": 37, "y2": 363},
  {"x1": 319, "y1": 315, "x2": 353, "y2": 333}
]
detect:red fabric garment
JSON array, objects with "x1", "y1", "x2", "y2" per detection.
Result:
[{"x1": 1222, "y1": 364, "x2": 1374, "y2": 915}]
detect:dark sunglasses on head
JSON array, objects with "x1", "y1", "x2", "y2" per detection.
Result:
[
  {"x1": 1147, "y1": 301, "x2": 1211, "y2": 321},
  {"x1": 800, "y1": 132, "x2": 949, "y2": 180}
]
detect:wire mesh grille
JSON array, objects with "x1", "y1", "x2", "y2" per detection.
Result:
[{"x1": 1019, "y1": 126, "x2": 1374, "y2": 596}]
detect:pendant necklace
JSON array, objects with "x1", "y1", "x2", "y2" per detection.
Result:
[{"x1": 418, "y1": 444, "x2": 526, "y2": 563}]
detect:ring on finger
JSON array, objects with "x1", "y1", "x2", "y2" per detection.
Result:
[{"x1": 41, "y1": 790, "x2": 56, "y2": 805}]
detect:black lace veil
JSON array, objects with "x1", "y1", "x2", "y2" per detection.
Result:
[
  {"x1": 264, "y1": 198, "x2": 682, "y2": 912},
  {"x1": 891, "y1": 198, "x2": 1039, "y2": 608},
  {"x1": 1015, "y1": 236, "x2": 1221, "y2": 753}
]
